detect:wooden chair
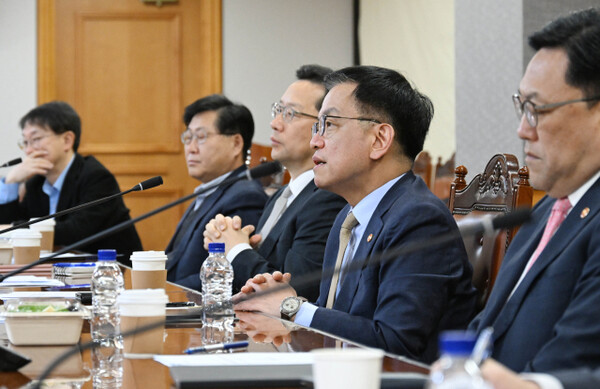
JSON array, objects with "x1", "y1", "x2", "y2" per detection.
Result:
[
  {"x1": 448, "y1": 153, "x2": 533, "y2": 309},
  {"x1": 432, "y1": 153, "x2": 455, "y2": 203},
  {"x1": 413, "y1": 151, "x2": 434, "y2": 189}
]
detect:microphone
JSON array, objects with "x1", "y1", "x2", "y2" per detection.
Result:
[
  {"x1": 0, "y1": 176, "x2": 164, "y2": 236},
  {"x1": 31, "y1": 208, "x2": 530, "y2": 385},
  {"x1": 239, "y1": 161, "x2": 282, "y2": 180},
  {"x1": 0, "y1": 158, "x2": 22, "y2": 168},
  {"x1": 0, "y1": 163, "x2": 281, "y2": 282},
  {"x1": 456, "y1": 208, "x2": 532, "y2": 236}
]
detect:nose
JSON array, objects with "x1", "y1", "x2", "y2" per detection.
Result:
[
  {"x1": 310, "y1": 132, "x2": 324, "y2": 149},
  {"x1": 270, "y1": 114, "x2": 283, "y2": 132},
  {"x1": 516, "y1": 114, "x2": 537, "y2": 141}
]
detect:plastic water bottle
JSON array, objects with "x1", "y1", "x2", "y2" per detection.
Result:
[
  {"x1": 200, "y1": 242, "x2": 234, "y2": 345},
  {"x1": 91, "y1": 249, "x2": 124, "y2": 388},
  {"x1": 426, "y1": 331, "x2": 492, "y2": 389}
]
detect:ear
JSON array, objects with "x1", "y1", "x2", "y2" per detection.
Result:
[
  {"x1": 230, "y1": 133, "x2": 245, "y2": 158},
  {"x1": 62, "y1": 131, "x2": 76, "y2": 152},
  {"x1": 369, "y1": 123, "x2": 395, "y2": 161}
]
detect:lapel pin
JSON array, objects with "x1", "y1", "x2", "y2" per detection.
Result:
[
  {"x1": 580, "y1": 207, "x2": 590, "y2": 219},
  {"x1": 367, "y1": 234, "x2": 373, "y2": 242}
]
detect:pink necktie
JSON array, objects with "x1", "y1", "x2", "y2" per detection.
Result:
[{"x1": 526, "y1": 197, "x2": 572, "y2": 272}]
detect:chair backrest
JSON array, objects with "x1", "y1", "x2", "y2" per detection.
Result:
[
  {"x1": 413, "y1": 151, "x2": 434, "y2": 189},
  {"x1": 448, "y1": 153, "x2": 533, "y2": 308}
]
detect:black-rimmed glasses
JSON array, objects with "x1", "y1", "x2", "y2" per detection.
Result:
[
  {"x1": 311, "y1": 114, "x2": 381, "y2": 137},
  {"x1": 271, "y1": 102, "x2": 318, "y2": 123},
  {"x1": 512, "y1": 93, "x2": 600, "y2": 127}
]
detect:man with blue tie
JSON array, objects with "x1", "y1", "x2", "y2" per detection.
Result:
[
  {"x1": 203, "y1": 65, "x2": 346, "y2": 302},
  {"x1": 468, "y1": 7, "x2": 600, "y2": 379},
  {"x1": 233, "y1": 66, "x2": 477, "y2": 362},
  {"x1": 165, "y1": 95, "x2": 267, "y2": 291}
]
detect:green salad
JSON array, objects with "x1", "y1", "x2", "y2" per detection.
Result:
[{"x1": 12, "y1": 304, "x2": 70, "y2": 313}]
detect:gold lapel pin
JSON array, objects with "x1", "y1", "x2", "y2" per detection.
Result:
[
  {"x1": 580, "y1": 207, "x2": 590, "y2": 219},
  {"x1": 367, "y1": 234, "x2": 373, "y2": 242}
]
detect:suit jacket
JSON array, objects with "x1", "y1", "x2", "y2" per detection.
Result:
[
  {"x1": 0, "y1": 154, "x2": 142, "y2": 264},
  {"x1": 166, "y1": 165, "x2": 267, "y2": 291},
  {"x1": 553, "y1": 368, "x2": 600, "y2": 389},
  {"x1": 469, "y1": 176, "x2": 600, "y2": 372},
  {"x1": 310, "y1": 172, "x2": 477, "y2": 363},
  {"x1": 232, "y1": 180, "x2": 346, "y2": 301}
]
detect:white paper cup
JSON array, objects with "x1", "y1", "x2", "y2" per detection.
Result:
[
  {"x1": 118, "y1": 289, "x2": 168, "y2": 357},
  {"x1": 130, "y1": 251, "x2": 168, "y2": 289},
  {"x1": 0, "y1": 240, "x2": 12, "y2": 265},
  {"x1": 29, "y1": 218, "x2": 55, "y2": 253},
  {"x1": 10, "y1": 229, "x2": 42, "y2": 265},
  {"x1": 311, "y1": 348, "x2": 384, "y2": 389}
]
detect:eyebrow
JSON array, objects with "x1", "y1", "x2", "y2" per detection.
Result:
[
  {"x1": 321, "y1": 107, "x2": 340, "y2": 116},
  {"x1": 517, "y1": 89, "x2": 539, "y2": 100}
]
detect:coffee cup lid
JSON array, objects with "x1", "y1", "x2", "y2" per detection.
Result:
[
  {"x1": 118, "y1": 289, "x2": 168, "y2": 305},
  {"x1": 10, "y1": 229, "x2": 42, "y2": 239},
  {"x1": 130, "y1": 250, "x2": 167, "y2": 261}
]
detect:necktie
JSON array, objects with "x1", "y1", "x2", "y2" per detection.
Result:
[
  {"x1": 525, "y1": 197, "x2": 572, "y2": 273},
  {"x1": 258, "y1": 186, "x2": 292, "y2": 241},
  {"x1": 326, "y1": 212, "x2": 359, "y2": 309}
]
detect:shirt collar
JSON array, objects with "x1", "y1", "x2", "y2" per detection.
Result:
[
  {"x1": 287, "y1": 169, "x2": 314, "y2": 198},
  {"x1": 194, "y1": 168, "x2": 236, "y2": 198},
  {"x1": 350, "y1": 173, "x2": 405, "y2": 228},
  {"x1": 567, "y1": 170, "x2": 600, "y2": 209},
  {"x1": 43, "y1": 154, "x2": 75, "y2": 194}
]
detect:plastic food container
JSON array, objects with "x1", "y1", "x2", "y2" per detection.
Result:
[{"x1": 2, "y1": 298, "x2": 90, "y2": 345}]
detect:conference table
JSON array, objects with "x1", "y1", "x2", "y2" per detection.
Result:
[{"x1": 0, "y1": 266, "x2": 429, "y2": 388}]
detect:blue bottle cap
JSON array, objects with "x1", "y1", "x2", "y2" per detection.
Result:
[
  {"x1": 208, "y1": 243, "x2": 225, "y2": 253},
  {"x1": 439, "y1": 331, "x2": 477, "y2": 355},
  {"x1": 97, "y1": 249, "x2": 117, "y2": 261}
]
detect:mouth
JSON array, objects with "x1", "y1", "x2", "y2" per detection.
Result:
[
  {"x1": 312, "y1": 155, "x2": 325, "y2": 167},
  {"x1": 270, "y1": 137, "x2": 281, "y2": 147}
]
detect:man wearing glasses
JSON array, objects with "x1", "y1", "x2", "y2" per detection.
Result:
[
  {"x1": 203, "y1": 65, "x2": 346, "y2": 302},
  {"x1": 466, "y1": 7, "x2": 600, "y2": 380},
  {"x1": 0, "y1": 101, "x2": 142, "y2": 262},
  {"x1": 233, "y1": 66, "x2": 477, "y2": 362},
  {"x1": 165, "y1": 94, "x2": 267, "y2": 291}
]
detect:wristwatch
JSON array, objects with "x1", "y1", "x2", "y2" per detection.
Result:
[{"x1": 280, "y1": 296, "x2": 306, "y2": 321}]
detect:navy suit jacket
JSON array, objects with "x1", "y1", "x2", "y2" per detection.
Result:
[
  {"x1": 0, "y1": 154, "x2": 142, "y2": 263},
  {"x1": 166, "y1": 165, "x2": 267, "y2": 291},
  {"x1": 553, "y1": 368, "x2": 600, "y2": 389},
  {"x1": 470, "y1": 176, "x2": 600, "y2": 372},
  {"x1": 310, "y1": 172, "x2": 477, "y2": 362},
  {"x1": 232, "y1": 180, "x2": 346, "y2": 301}
]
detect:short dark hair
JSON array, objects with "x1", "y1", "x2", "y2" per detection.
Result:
[
  {"x1": 296, "y1": 64, "x2": 333, "y2": 111},
  {"x1": 324, "y1": 66, "x2": 433, "y2": 161},
  {"x1": 529, "y1": 8, "x2": 600, "y2": 102},
  {"x1": 19, "y1": 101, "x2": 82, "y2": 152},
  {"x1": 183, "y1": 94, "x2": 254, "y2": 160}
]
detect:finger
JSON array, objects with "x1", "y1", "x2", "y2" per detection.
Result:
[
  {"x1": 232, "y1": 216, "x2": 243, "y2": 230},
  {"x1": 214, "y1": 214, "x2": 227, "y2": 231},
  {"x1": 249, "y1": 234, "x2": 262, "y2": 248},
  {"x1": 241, "y1": 225, "x2": 255, "y2": 235},
  {"x1": 282, "y1": 273, "x2": 292, "y2": 283},
  {"x1": 252, "y1": 274, "x2": 267, "y2": 284}
]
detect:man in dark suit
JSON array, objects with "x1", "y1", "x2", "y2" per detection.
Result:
[
  {"x1": 234, "y1": 66, "x2": 477, "y2": 362},
  {"x1": 469, "y1": 8, "x2": 600, "y2": 375},
  {"x1": 203, "y1": 65, "x2": 346, "y2": 302},
  {"x1": 165, "y1": 95, "x2": 267, "y2": 291},
  {"x1": 0, "y1": 101, "x2": 142, "y2": 262}
]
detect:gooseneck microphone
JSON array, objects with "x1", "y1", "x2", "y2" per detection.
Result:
[
  {"x1": 0, "y1": 158, "x2": 22, "y2": 168},
  {"x1": 0, "y1": 176, "x2": 164, "y2": 236},
  {"x1": 31, "y1": 207, "x2": 531, "y2": 387},
  {"x1": 0, "y1": 162, "x2": 282, "y2": 283}
]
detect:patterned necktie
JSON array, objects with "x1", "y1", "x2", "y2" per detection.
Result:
[
  {"x1": 258, "y1": 186, "x2": 292, "y2": 241},
  {"x1": 525, "y1": 197, "x2": 572, "y2": 273},
  {"x1": 326, "y1": 212, "x2": 359, "y2": 309}
]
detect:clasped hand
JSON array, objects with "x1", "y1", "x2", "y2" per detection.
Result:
[
  {"x1": 233, "y1": 271, "x2": 296, "y2": 317},
  {"x1": 203, "y1": 213, "x2": 262, "y2": 252}
]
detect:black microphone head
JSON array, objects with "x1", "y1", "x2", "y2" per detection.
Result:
[
  {"x1": 135, "y1": 176, "x2": 164, "y2": 191},
  {"x1": 246, "y1": 161, "x2": 283, "y2": 180},
  {"x1": 492, "y1": 208, "x2": 532, "y2": 230}
]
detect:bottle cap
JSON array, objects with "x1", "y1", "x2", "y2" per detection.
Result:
[
  {"x1": 439, "y1": 331, "x2": 477, "y2": 355},
  {"x1": 97, "y1": 249, "x2": 117, "y2": 261},
  {"x1": 208, "y1": 242, "x2": 225, "y2": 253}
]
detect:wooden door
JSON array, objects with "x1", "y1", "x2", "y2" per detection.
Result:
[{"x1": 37, "y1": 0, "x2": 222, "y2": 250}]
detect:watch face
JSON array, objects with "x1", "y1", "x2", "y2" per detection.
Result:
[{"x1": 282, "y1": 298, "x2": 299, "y2": 312}]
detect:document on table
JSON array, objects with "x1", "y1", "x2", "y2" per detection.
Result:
[
  {"x1": 0, "y1": 275, "x2": 64, "y2": 287},
  {"x1": 154, "y1": 352, "x2": 314, "y2": 367}
]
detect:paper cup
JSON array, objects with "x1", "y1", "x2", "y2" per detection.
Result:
[
  {"x1": 118, "y1": 289, "x2": 168, "y2": 357},
  {"x1": 130, "y1": 251, "x2": 167, "y2": 290},
  {"x1": 29, "y1": 218, "x2": 55, "y2": 253},
  {"x1": 10, "y1": 229, "x2": 42, "y2": 265},
  {"x1": 0, "y1": 240, "x2": 12, "y2": 265},
  {"x1": 311, "y1": 348, "x2": 384, "y2": 389}
]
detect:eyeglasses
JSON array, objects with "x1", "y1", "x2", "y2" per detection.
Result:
[
  {"x1": 180, "y1": 128, "x2": 225, "y2": 145},
  {"x1": 271, "y1": 102, "x2": 318, "y2": 123},
  {"x1": 512, "y1": 93, "x2": 600, "y2": 127},
  {"x1": 17, "y1": 133, "x2": 56, "y2": 150},
  {"x1": 311, "y1": 114, "x2": 381, "y2": 137}
]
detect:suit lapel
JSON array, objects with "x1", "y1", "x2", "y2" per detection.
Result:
[{"x1": 259, "y1": 181, "x2": 317, "y2": 257}]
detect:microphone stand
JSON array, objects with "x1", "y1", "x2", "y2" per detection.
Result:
[{"x1": 0, "y1": 176, "x2": 163, "y2": 236}]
